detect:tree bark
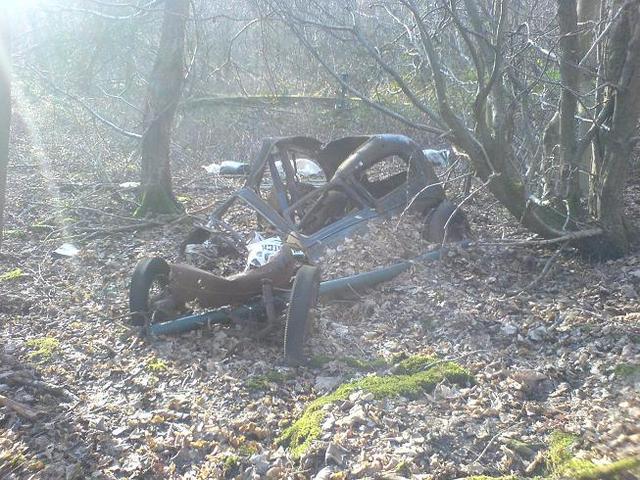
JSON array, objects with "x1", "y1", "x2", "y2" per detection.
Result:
[
  {"x1": 0, "y1": 13, "x2": 11, "y2": 249},
  {"x1": 137, "y1": 0, "x2": 189, "y2": 217},
  {"x1": 589, "y1": 0, "x2": 640, "y2": 257},
  {"x1": 556, "y1": 0, "x2": 581, "y2": 210}
]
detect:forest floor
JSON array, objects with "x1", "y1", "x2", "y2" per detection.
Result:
[{"x1": 1, "y1": 143, "x2": 640, "y2": 479}]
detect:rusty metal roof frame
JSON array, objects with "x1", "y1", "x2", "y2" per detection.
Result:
[{"x1": 198, "y1": 134, "x2": 444, "y2": 260}]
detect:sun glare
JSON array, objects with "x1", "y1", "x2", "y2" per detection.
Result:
[{"x1": 1, "y1": 0, "x2": 42, "y2": 13}]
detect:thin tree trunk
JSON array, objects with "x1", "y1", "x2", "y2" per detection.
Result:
[
  {"x1": 0, "y1": 13, "x2": 11, "y2": 249},
  {"x1": 557, "y1": 0, "x2": 581, "y2": 210},
  {"x1": 137, "y1": 0, "x2": 189, "y2": 217}
]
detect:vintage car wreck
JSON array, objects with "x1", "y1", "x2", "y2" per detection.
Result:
[
  {"x1": 186, "y1": 134, "x2": 467, "y2": 259},
  {"x1": 129, "y1": 134, "x2": 468, "y2": 364}
]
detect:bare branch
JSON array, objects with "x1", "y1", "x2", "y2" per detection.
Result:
[{"x1": 28, "y1": 66, "x2": 142, "y2": 139}]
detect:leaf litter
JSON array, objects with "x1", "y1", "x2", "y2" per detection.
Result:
[{"x1": 1, "y1": 149, "x2": 639, "y2": 479}]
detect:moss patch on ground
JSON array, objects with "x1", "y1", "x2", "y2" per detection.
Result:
[
  {"x1": 0, "y1": 268, "x2": 23, "y2": 282},
  {"x1": 614, "y1": 362, "x2": 640, "y2": 378},
  {"x1": 547, "y1": 431, "x2": 640, "y2": 479},
  {"x1": 393, "y1": 354, "x2": 437, "y2": 374},
  {"x1": 25, "y1": 337, "x2": 60, "y2": 361},
  {"x1": 146, "y1": 357, "x2": 168, "y2": 372},
  {"x1": 277, "y1": 355, "x2": 471, "y2": 459},
  {"x1": 464, "y1": 431, "x2": 640, "y2": 479},
  {"x1": 245, "y1": 370, "x2": 291, "y2": 391},
  {"x1": 308, "y1": 354, "x2": 389, "y2": 371}
]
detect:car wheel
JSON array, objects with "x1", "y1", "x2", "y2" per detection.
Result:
[
  {"x1": 129, "y1": 257, "x2": 171, "y2": 325},
  {"x1": 284, "y1": 265, "x2": 320, "y2": 366}
]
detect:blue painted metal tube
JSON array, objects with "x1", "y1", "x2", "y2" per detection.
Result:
[
  {"x1": 318, "y1": 246, "x2": 450, "y2": 296},
  {"x1": 149, "y1": 310, "x2": 230, "y2": 335},
  {"x1": 149, "y1": 243, "x2": 466, "y2": 335}
]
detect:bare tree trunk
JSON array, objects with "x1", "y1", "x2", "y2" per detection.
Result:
[
  {"x1": 0, "y1": 14, "x2": 11, "y2": 249},
  {"x1": 136, "y1": 0, "x2": 189, "y2": 217},
  {"x1": 556, "y1": 0, "x2": 581, "y2": 210},
  {"x1": 587, "y1": 0, "x2": 640, "y2": 256},
  {"x1": 576, "y1": 0, "x2": 601, "y2": 195}
]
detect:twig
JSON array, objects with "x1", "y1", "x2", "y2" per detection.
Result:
[
  {"x1": 477, "y1": 228, "x2": 602, "y2": 247},
  {"x1": 522, "y1": 242, "x2": 568, "y2": 292},
  {"x1": 475, "y1": 422, "x2": 521, "y2": 463},
  {"x1": 441, "y1": 173, "x2": 495, "y2": 245},
  {"x1": 186, "y1": 201, "x2": 218, "y2": 215},
  {"x1": 26, "y1": 65, "x2": 142, "y2": 139},
  {"x1": 0, "y1": 394, "x2": 39, "y2": 420}
]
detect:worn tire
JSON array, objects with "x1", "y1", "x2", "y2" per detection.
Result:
[
  {"x1": 284, "y1": 265, "x2": 320, "y2": 366},
  {"x1": 129, "y1": 257, "x2": 170, "y2": 325},
  {"x1": 423, "y1": 199, "x2": 470, "y2": 243}
]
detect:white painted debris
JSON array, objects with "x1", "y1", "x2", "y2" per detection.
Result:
[
  {"x1": 53, "y1": 243, "x2": 80, "y2": 257},
  {"x1": 118, "y1": 181, "x2": 140, "y2": 190},
  {"x1": 274, "y1": 158, "x2": 323, "y2": 178},
  {"x1": 245, "y1": 232, "x2": 303, "y2": 269},
  {"x1": 202, "y1": 160, "x2": 249, "y2": 175},
  {"x1": 245, "y1": 233, "x2": 285, "y2": 269},
  {"x1": 422, "y1": 148, "x2": 451, "y2": 167}
]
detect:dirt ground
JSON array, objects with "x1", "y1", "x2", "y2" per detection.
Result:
[{"x1": 1, "y1": 137, "x2": 640, "y2": 479}]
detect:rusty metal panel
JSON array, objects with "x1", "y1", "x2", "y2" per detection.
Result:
[{"x1": 168, "y1": 246, "x2": 296, "y2": 308}]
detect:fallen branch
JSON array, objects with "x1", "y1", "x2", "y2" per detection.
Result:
[
  {"x1": 72, "y1": 214, "x2": 190, "y2": 239},
  {"x1": 478, "y1": 228, "x2": 603, "y2": 247},
  {"x1": 0, "y1": 393, "x2": 39, "y2": 420},
  {"x1": 27, "y1": 65, "x2": 142, "y2": 140},
  {"x1": 522, "y1": 242, "x2": 568, "y2": 292}
]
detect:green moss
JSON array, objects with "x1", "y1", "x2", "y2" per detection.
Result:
[
  {"x1": 394, "y1": 354, "x2": 438, "y2": 374},
  {"x1": 26, "y1": 337, "x2": 60, "y2": 361},
  {"x1": 3, "y1": 229, "x2": 27, "y2": 239},
  {"x1": 245, "y1": 370, "x2": 289, "y2": 391},
  {"x1": 134, "y1": 186, "x2": 182, "y2": 217},
  {"x1": 562, "y1": 458, "x2": 640, "y2": 479},
  {"x1": 310, "y1": 354, "x2": 406, "y2": 372},
  {"x1": 0, "y1": 268, "x2": 23, "y2": 282},
  {"x1": 277, "y1": 357, "x2": 471, "y2": 459},
  {"x1": 466, "y1": 432, "x2": 640, "y2": 480},
  {"x1": 547, "y1": 431, "x2": 576, "y2": 471},
  {"x1": 308, "y1": 355, "x2": 333, "y2": 368},
  {"x1": 614, "y1": 362, "x2": 640, "y2": 378},
  {"x1": 222, "y1": 454, "x2": 240, "y2": 474},
  {"x1": 308, "y1": 355, "x2": 389, "y2": 371},
  {"x1": 465, "y1": 476, "x2": 516, "y2": 480},
  {"x1": 343, "y1": 356, "x2": 389, "y2": 371},
  {"x1": 237, "y1": 443, "x2": 259, "y2": 456},
  {"x1": 0, "y1": 451, "x2": 27, "y2": 468},
  {"x1": 548, "y1": 431, "x2": 640, "y2": 479},
  {"x1": 29, "y1": 224, "x2": 55, "y2": 232},
  {"x1": 395, "y1": 460, "x2": 411, "y2": 476},
  {"x1": 146, "y1": 357, "x2": 168, "y2": 372}
]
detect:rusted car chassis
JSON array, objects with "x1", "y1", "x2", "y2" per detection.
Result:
[
  {"x1": 130, "y1": 134, "x2": 467, "y2": 363},
  {"x1": 186, "y1": 134, "x2": 452, "y2": 260}
]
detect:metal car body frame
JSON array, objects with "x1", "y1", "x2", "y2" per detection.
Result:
[{"x1": 196, "y1": 134, "x2": 446, "y2": 260}]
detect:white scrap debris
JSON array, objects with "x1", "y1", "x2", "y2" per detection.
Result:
[
  {"x1": 274, "y1": 158, "x2": 323, "y2": 178},
  {"x1": 202, "y1": 160, "x2": 248, "y2": 175},
  {"x1": 245, "y1": 233, "x2": 285, "y2": 269},
  {"x1": 118, "y1": 181, "x2": 140, "y2": 190},
  {"x1": 53, "y1": 243, "x2": 80, "y2": 257},
  {"x1": 202, "y1": 163, "x2": 221, "y2": 174},
  {"x1": 245, "y1": 232, "x2": 303, "y2": 269},
  {"x1": 422, "y1": 148, "x2": 451, "y2": 167}
]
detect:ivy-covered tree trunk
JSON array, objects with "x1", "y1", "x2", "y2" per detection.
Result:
[
  {"x1": 0, "y1": 14, "x2": 11, "y2": 248},
  {"x1": 137, "y1": 0, "x2": 189, "y2": 217}
]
